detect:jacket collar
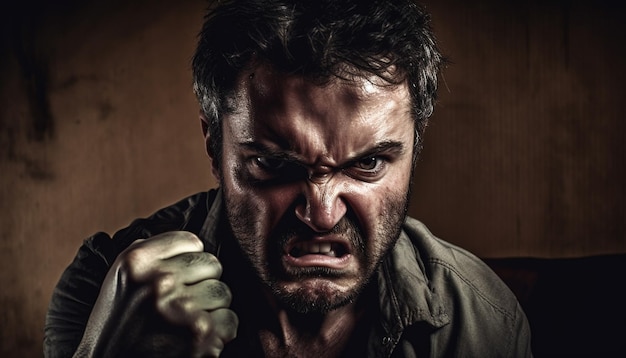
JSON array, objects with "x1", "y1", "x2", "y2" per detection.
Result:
[{"x1": 376, "y1": 228, "x2": 450, "y2": 336}]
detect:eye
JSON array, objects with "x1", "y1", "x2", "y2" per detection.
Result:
[
  {"x1": 255, "y1": 156, "x2": 286, "y2": 171},
  {"x1": 355, "y1": 157, "x2": 381, "y2": 171},
  {"x1": 344, "y1": 156, "x2": 386, "y2": 181},
  {"x1": 249, "y1": 156, "x2": 307, "y2": 184}
]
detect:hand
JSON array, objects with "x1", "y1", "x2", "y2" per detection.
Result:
[{"x1": 75, "y1": 231, "x2": 238, "y2": 357}]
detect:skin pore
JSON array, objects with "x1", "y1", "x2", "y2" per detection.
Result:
[{"x1": 206, "y1": 63, "x2": 416, "y2": 356}]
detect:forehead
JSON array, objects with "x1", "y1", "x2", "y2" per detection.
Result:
[
  {"x1": 225, "y1": 64, "x2": 414, "y2": 162},
  {"x1": 242, "y1": 65, "x2": 407, "y2": 107}
]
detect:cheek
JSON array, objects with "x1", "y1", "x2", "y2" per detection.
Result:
[
  {"x1": 345, "y1": 164, "x2": 412, "y2": 229},
  {"x1": 251, "y1": 187, "x2": 300, "y2": 232},
  {"x1": 224, "y1": 164, "x2": 301, "y2": 235}
]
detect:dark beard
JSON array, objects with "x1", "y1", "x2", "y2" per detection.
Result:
[{"x1": 222, "y1": 187, "x2": 409, "y2": 314}]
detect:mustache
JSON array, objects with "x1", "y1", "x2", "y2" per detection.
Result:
[{"x1": 269, "y1": 208, "x2": 366, "y2": 253}]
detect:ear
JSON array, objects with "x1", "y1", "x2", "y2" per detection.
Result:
[{"x1": 199, "y1": 111, "x2": 221, "y2": 181}]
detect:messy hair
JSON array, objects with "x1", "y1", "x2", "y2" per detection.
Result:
[{"x1": 192, "y1": 0, "x2": 443, "y2": 165}]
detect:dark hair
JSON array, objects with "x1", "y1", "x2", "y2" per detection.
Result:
[{"x1": 192, "y1": 0, "x2": 443, "y2": 165}]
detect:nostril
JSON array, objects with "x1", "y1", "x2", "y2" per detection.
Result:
[{"x1": 294, "y1": 201, "x2": 310, "y2": 224}]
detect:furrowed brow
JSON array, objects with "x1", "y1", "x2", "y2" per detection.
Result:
[
  {"x1": 239, "y1": 142, "x2": 303, "y2": 163},
  {"x1": 351, "y1": 141, "x2": 406, "y2": 160},
  {"x1": 240, "y1": 140, "x2": 406, "y2": 168}
]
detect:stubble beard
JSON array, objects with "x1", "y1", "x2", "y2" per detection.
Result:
[{"x1": 223, "y1": 188, "x2": 409, "y2": 315}]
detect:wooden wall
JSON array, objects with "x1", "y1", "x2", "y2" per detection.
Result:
[
  {"x1": 411, "y1": 0, "x2": 626, "y2": 258},
  {"x1": 1, "y1": 0, "x2": 624, "y2": 356}
]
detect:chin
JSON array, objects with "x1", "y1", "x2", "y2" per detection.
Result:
[{"x1": 270, "y1": 277, "x2": 363, "y2": 314}]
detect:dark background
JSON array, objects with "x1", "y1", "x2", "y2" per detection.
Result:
[{"x1": 1, "y1": 0, "x2": 624, "y2": 356}]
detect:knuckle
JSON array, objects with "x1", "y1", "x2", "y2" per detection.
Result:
[
  {"x1": 117, "y1": 248, "x2": 148, "y2": 281},
  {"x1": 206, "y1": 254, "x2": 223, "y2": 277},
  {"x1": 170, "y1": 296, "x2": 196, "y2": 314},
  {"x1": 190, "y1": 313, "x2": 213, "y2": 339},
  {"x1": 154, "y1": 273, "x2": 177, "y2": 296},
  {"x1": 179, "y1": 231, "x2": 204, "y2": 250}
]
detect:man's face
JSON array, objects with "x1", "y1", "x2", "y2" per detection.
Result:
[{"x1": 214, "y1": 64, "x2": 415, "y2": 314}]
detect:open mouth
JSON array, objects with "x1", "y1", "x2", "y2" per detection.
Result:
[
  {"x1": 289, "y1": 241, "x2": 348, "y2": 258},
  {"x1": 284, "y1": 239, "x2": 352, "y2": 269}
]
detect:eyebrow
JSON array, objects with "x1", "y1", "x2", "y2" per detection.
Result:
[
  {"x1": 354, "y1": 140, "x2": 406, "y2": 160},
  {"x1": 240, "y1": 142, "x2": 303, "y2": 162},
  {"x1": 239, "y1": 140, "x2": 406, "y2": 167}
]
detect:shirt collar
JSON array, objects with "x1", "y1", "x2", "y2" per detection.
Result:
[
  {"x1": 376, "y1": 228, "x2": 450, "y2": 336},
  {"x1": 198, "y1": 188, "x2": 224, "y2": 255}
]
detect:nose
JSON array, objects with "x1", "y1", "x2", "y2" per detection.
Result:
[{"x1": 294, "y1": 176, "x2": 347, "y2": 233}]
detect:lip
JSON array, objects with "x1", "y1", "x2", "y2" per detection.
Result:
[
  {"x1": 284, "y1": 252, "x2": 353, "y2": 269},
  {"x1": 283, "y1": 237, "x2": 353, "y2": 270}
]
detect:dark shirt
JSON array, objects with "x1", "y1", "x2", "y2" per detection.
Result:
[{"x1": 44, "y1": 189, "x2": 532, "y2": 357}]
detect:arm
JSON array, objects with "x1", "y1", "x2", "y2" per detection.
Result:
[
  {"x1": 44, "y1": 233, "x2": 114, "y2": 358},
  {"x1": 45, "y1": 231, "x2": 238, "y2": 358},
  {"x1": 510, "y1": 301, "x2": 533, "y2": 358}
]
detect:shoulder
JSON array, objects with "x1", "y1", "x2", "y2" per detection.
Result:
[
  {"x1": 402, "y1": 217, "x2": 516, "y2": 312},
  {"x1": 400, "y1": 217, "x2": 532, "y2": 356},
  {"x1": 110, "y1": 190, "x2": 216, "y2": 253}
]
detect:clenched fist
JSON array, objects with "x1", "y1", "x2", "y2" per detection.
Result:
[{"x1": 74, "y1": 231, "x2": 238, "y2": 357}]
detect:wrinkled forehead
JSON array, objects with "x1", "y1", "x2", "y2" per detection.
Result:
[{"x1": 226, "y1": 62, "x2": 412, "y2": 119}]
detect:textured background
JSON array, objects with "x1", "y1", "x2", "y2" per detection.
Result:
[{"x1": 1, "y1": 0, "x2": 624, "y2": 356}]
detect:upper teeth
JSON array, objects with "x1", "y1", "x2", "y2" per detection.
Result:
[{"x1": 291, "y1": 242, "x2": 338, "y2": 257}]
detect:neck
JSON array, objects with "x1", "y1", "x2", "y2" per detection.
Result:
[{"x1": 255, "y1": 288, "x2": 369, "y2": 357}]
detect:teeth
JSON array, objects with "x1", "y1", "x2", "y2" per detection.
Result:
[{"x1": 291, "y1": 242, "x2": 339, "y2": 257}]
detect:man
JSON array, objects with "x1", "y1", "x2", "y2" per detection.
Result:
[{"x1": 45, "y1": 0, "x2": 532, "y2": 357}]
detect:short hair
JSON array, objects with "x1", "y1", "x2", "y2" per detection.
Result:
[{"x1": 192, "y1": 0, "x2": 444, "y2": 165}]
